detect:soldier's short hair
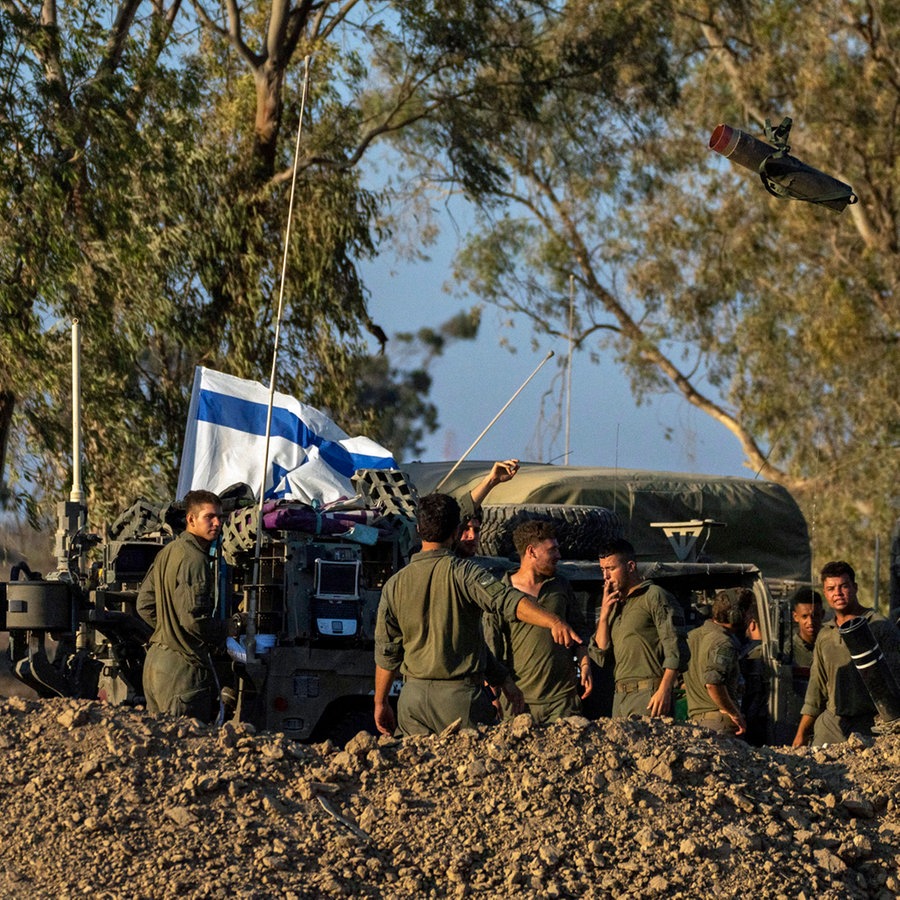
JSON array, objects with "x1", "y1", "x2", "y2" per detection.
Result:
[
  {"x1": 712, "y1": 588, "x2": 754, "y2": 627},
  {"x1": 598, "y1": 537, "x2": 636, "y2": 562},
  {"x1": 184, "y1": 490, "x2": 222, "y2": 516},
  {"x1": 820, "y1": 560, "x2": 855, "y2": 583},
  {"x1": 791, "y1": 587, "x2": 824, "y2": 610},
  {"x1": 417, "y1": 493, "x2": 461, "y2": 542},
  {"x1": 745, "y1": 596, "x2": 760, "y2": 625},
  {"x1": 512, "y1": 520, "x2": 557, "y2": 558}
]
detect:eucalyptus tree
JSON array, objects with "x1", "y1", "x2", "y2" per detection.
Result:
[
  {"x1": 0, "y1": 0, "x2": 203, "y2": 518},
  {"x1": 658, "y1": 0, "x2": 899, "y2": 582},
  {"x1": 403, "y1": 0, "x2": 899, "y2": 586},
  {"x1": 1, "y1": 0, "x2": 698, "y2": 528},
  {"x1": 0, "y1": 0, "x2": 502, "y2": 519}
]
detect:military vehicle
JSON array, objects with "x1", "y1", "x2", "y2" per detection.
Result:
[
  {"x1": 402, "y1": 460, "x2": 812, "y2": 582},
  {"x1": 0, "y1": 469, "x2": 418, "y2": 744},
  {"x1": 1, "y1": 454, "x2": 817, "y2": 746}
]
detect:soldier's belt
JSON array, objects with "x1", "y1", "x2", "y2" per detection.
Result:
[
  {"x1": 403, "y1": 673, "x2": 483, "y2": 687},
  {"x1": 690, "y1": 710, "x2": 730, "y2": 723},
  {"x1": 615, "y1": 677, "x2": 661, "y2": 694}
]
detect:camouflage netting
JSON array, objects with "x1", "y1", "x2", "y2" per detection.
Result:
[{"x1": 0, "y1": 689, "x2": 898, "y2": 899}]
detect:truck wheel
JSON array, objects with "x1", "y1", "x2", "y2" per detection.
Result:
[
  {"x1": 311, "y1": 703, "x2": 378, "y2": 748},
  {"x1": 478, "y1": 504, "x2": 623, "y2": 560}
]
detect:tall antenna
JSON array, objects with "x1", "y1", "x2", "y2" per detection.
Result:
[
  {"x1": 70, "y1": 318, "x2": 84, "y2": 504},
  {"x1": 246, "y1": 56, "x2": 313, "y2": 655},
  {"x1": 613, "y1": 423, "x2": 620, "y2": 516},
  {"x1": 435, "y1": 351, "x2": 554, "y2": 492}
]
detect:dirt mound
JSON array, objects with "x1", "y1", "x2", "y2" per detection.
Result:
[{"x1": 0, "y1": 697, "x2": 897, "y2": 899}]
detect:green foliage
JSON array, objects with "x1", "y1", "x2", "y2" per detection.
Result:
[
  {"x1": 4, "y1": 0, "x2": 892, "y2": 599},
  {"x1": 396, "y1": 307, "x2": 483, "y2": 361},
  {"x1": 392, "y1": 0, "x2": 898, "y2": 593},
  {"x1": 0, "y1": 1, "x2": 438, "y2": 525},
  {"x1": 341, "y1": 354, "x2": 438, "y2": 460},
  {"x1": 662, "y1": 0, "x2": 900, "y2": 590}
]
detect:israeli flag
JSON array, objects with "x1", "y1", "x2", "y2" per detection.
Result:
[{"x1": 176, "y1": 367, "x2": 397, "y2": 505}]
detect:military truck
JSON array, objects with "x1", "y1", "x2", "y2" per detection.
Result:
[{"x1": 402, "y1": 460, "x2": 812, "y2": 582}]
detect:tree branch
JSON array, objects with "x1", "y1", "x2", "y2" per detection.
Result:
[
  {"x1": 494, "y1": 157, "x2": 807, "y2": 490},
  {"x1": 316, "y1": 0, "x2": 362, "y2": 42},
  {"x1": 267, "y1": 0, "x2": 292, "y2": 64},
  {"x1": 98, "y1": 0, "x2": 143, "y2": 76},
  {"x1": 1, "y1": 0, "x2": 32, "y2": 18},
  {"x1": 190, "y1": 0, "x2": 262, "y2": 69}
]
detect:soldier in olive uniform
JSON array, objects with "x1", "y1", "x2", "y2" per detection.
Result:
[
  {"x1": 484, "y1": 520, "x2": 592, "y2": 724},
  {"x1": 137, "y1": 490, "x2": 227, "y2": 722},
  {"x1": 456, "y1": 459, "x2": 519, "y2": 558},
  {"x1": 788, "y1": 587, "x2": 824, "y2": 735},
  {"x1": 373, "y1": 493, "x2": 582, "y2": 737},
  {"x1": 685, "y1": 589, "x2": 753, "y2": 736},
  {"x1": 793, "y1": 561, "x2": 900, "y2": 747},
  {"x1": 589, "y1": 538, "x2": 689, "y2": 717},
  {"x1": 791, "y1": 587, "x2": 824, "y2": 667},
  {"x1": 740, "y1": 597, "x2": 769, "y2": 745}
]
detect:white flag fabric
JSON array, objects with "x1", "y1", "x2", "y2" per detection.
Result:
[{"x1": 176, "y1": 367, "x2": 397, "y2": 505}]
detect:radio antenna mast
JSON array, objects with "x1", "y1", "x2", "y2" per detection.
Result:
[{"x1": 246, "y1": 55, "x2": 313, "y2": 657}]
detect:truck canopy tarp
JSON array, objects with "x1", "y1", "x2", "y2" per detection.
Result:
[{"x1": 402, "y1": 461, "x2": 811, "y2": 582}]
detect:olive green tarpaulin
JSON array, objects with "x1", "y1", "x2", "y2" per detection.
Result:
[{"x1": 402, "y1": 461, "x2": 811, "y2": 583}]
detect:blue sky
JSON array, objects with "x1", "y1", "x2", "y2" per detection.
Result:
[{"x1": 360, "y1": 240, "x2": 750, "y2": 478}]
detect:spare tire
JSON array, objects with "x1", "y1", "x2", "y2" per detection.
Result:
[{"x1": 478, "y1": 504, "x2": 623, "y2": 560}]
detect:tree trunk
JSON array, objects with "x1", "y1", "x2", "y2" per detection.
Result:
[
  {"x1": 254, "y1": 65, "x2": 284, "y2": 180},
  {"x1": 0, "y1": 391, "x2": 15, "y2": 496}
]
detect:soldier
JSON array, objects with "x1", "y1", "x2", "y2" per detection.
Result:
[
  {"x1": 456, "y1": 459, "x2": 519, "y2": 558},
  {"x1": 589, "y1": 538, "x2": 689, "y2": 717},
  {"x1": 483, "y1": 520, "x2": 592, "y2": 724},
  {"x1": 137, "y1": 490, "x2": 228, "y2": 722},
  {"x1": 788, "y1": 586, "x2": 824, "y2": 735},
  {"x1": 740, "y1": 597, "x2": 769, "y2": 746},
  {"x1": 454, "y1": 459, "x2": 524, "y2": 717},
  {"x1": 685, "y1": 589, "x2": 752, "y2": 736},
  {"x1": 791, "y1": 587, "x2": 824, "y2": 667},
  {"x1": 792, "y1": 560, "x2": 900, "y2": 747},
  {"x1": 373, "y1": 492, "x2": 581, "y2": 736}
]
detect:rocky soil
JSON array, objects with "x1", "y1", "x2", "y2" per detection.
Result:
[{"x1": 0, "y1": 696, "x2": 898, "y2": 899}]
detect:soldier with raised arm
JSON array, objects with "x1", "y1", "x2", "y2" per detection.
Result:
[
  {"x1": 374, "y1": 492, "x2": 581, "y2": 737},
  {"x1": 456, "y1": 459, "x2": 520, "y2": 558}
]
